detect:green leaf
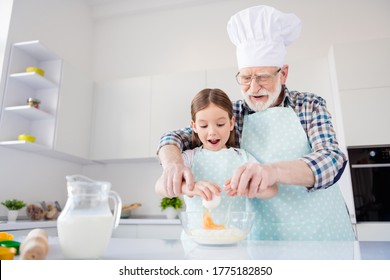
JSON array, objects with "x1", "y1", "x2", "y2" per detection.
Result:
[
  {"x1": 160, "y1": 197, "x2": 183, "y2": 210},
  {"x1": 1, "y1": 199, "x2": 27, "y2": 210}
]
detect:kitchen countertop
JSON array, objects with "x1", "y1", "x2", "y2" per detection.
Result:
[
  {"x1": 120, "y1": 215, "x2": 181, "y2": 225},
  {"x1": 0, "y1": 220, "x2": 58, "y2": 231},
  {"x1": 13, "y1": 237, "x2": 390, "y2": 260},
  {"x1": 4, "y1": 218, "x2": 389, "y2": 260},
  {"x1": 0, "y1": 215, "x2": 180, "y2": 231}
]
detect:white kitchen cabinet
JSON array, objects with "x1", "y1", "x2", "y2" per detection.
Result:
[
  {"x1": 331, "y1": 38, "x2": 390, "y2": 147},
  {"x1": 53, "y1": 62, "x2": 95, "y2": 161},
  {"x1": 356, "y1": 223, "x2": 390, "y2": 241},
  {"x1": 0, "y1": 40, "x2": 62, "y2": 152},
  {"x1": 137, "y1": 224, "x2": 181, "y2": 239},
  {"x1": 112, "y1": 224, "x2": 181, "y2": 239},
  {"x1": 90, "y1": 76, "x2": 152, "y2": 160},
  {"x1": 332, "y1": 38, "x2": 390, "y2": 91},
  {"x1": 206, "y1": 67, "x2": 242, "y2": 102},
  {"x1": 90, "y1": 69, "x2": 243, "y2": 160},
  {"x1": 149, "y1": 71, "x2": 206, "y2": 156},
  {"x1": 339, "y1": 87, "x2": 390, "y2": 146},
  {"x1": 112, "y1": 224, "x2": 137, "y2": 238}
]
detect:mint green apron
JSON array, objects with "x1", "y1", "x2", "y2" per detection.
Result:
[
  {"x1": 241, "y1": 107, "x2": 356, "y2": 240},
  {"x1": 184, "y1": 148, "x2": 248, "y2": 224}
]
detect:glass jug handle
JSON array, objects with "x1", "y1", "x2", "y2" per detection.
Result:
[{"x1": 109, "y1": 190, "x2": 122, "y2": 228}]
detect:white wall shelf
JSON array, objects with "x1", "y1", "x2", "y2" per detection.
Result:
[
  {"x1": 13, "y1": 40, "x2": 59, "y2": 61},
  {"x1": 10, "y1": 72, "x2": 57, "y2": 89},
  {"x1": 0, "y1": 40, "x2": 62, "y2": 155},
  {"x1": 0, "y1": 140, "x2": 99, "y2": 164},
  {"x1": 0, "y1": 140, "x2": 51, "y2": 152},
  {"x1": 5, "y1": 105, "x2": 53, "y2": 120}
]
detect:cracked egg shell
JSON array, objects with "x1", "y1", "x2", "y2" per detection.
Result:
[{"x1": 202, "y1": 195, "x2": 221, "y2": 209}]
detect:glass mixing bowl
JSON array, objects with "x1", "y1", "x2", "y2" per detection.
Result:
[{"x1": 179, "y1": 211, "x2": 255, "y2": 245}]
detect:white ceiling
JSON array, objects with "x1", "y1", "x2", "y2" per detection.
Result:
[{"x1": 84, "y1": 0, "x2": 227, "y2": 19}]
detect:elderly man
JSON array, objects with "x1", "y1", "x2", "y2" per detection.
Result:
[{"x1": 157, "y1": 5, "x2": 355, "y2": 240}]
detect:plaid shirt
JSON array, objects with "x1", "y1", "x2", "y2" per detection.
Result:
[{"x1": 157, "y1": 86, "x2": 347, "y2": 190}]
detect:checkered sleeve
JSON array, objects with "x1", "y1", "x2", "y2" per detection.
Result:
[
  {"x1": 156, "y1": 126, "x2": 193, "y2": 155},
  {"x1": 232, "y1": 100, "x2": 245, "y2": 147},
  {"x1": 299, "y1": 96, "x2": 347, "y2": 190}
]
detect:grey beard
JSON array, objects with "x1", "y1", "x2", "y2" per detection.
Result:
[{"x1": 242, "y1": 81, "x2": 282, "y2": 112}]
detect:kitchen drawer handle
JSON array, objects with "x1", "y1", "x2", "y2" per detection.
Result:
[{"x1": 351, "y1": 163, "x2": 390, "y2": 168}]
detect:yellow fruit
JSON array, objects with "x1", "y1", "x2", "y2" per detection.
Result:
[
  {"x1": 18, "y1": 134, "x2": 35, "y2": 142},
  {"x1": 0, "y1": 247, "x2": 16, "y2": 260},
  {"x1": 0, "y1": 232, "x2": 14, "y2": 241},
  {"x1": 26, "y1": 66, "x2": 45, "y2": 77}
]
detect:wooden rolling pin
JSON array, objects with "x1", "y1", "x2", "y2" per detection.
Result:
[{"x1": 20, "y1": 228, "x2": 49, "y2": 260}]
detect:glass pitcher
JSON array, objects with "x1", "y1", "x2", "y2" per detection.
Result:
[{"x1": 57, "y1": 175, "x2": 122, "y2": 259}]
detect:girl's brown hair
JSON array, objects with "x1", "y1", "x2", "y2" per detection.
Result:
[{"x1": 191, "y1": 88, "x2": 235, "y2": 148}]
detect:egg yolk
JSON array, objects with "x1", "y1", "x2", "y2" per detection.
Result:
[{"x1": 202, "y1": 211, "x2": 225, "y2": 230}]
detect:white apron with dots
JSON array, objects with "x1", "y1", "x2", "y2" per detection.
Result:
[
  {"x1": 181, "y1": 148, "x2": 250, "y2": 251},
  {"x1": 184, "y1": 147, "x2": 248, "y2": 223},
  {"x1": 241, "y1": 107, "x2": 356, "y2": 240}
]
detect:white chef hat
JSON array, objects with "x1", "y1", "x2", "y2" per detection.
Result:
[{"x1": 227, "y1": 5, "x2": 302, "y2": 69}]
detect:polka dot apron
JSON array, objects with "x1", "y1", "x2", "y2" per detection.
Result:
[
  {"x1": 181, "y1": 148, "x2": 251, "y2": 250},
  {"x1": 241, "y1": 107, "x2": 356, "y2": 240}
]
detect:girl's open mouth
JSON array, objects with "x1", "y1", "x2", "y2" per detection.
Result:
[{"x1": 208, "y1": 139, "x2": 220, "y2": 145}]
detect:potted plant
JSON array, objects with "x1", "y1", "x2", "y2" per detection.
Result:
[
  {"x1": 160, "y1": 197, "x2": 183, "y2": 219},
  {"x1": 1, "y1": 199, "x2": 27, "y2": 222}
]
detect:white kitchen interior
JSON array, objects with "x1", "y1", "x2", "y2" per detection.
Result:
[{"x1": 0, "y1": 0, "x2": 390, "y2": 242}]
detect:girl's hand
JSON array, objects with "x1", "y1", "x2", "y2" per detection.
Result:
[{"x1": 183, "y1": 180, "x2": 221, "y2": 201}]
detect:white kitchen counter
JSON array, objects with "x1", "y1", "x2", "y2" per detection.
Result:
[
  {"x1": 0, "y1": 220, "x2": 57, "y2": 231},
  {"x1": 0, "y1": 215, "x2": 179, "y2": 231},
  {"x1": 4, "y1": 219, "x2": 390, "y2": 260},
  {"x1": 12, "y1": 237, "x2": 390, "y2": 260},
  {"x1": 4, "y1": 221, "x2": 390, "y2": 260},
  {"x1": 120, "y1": 215, "x2": 180, "y2": 225}
]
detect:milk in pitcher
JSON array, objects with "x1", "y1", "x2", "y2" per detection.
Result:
[
  {"x1": 57, "y1": 175, "x2": 122, "y2": 259},
  {"x1": 58, "y1": 214, "x2": 114, "y2": 259}
]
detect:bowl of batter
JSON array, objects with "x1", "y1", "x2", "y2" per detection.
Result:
[{"x1": 179, "y1": 211, "x2": 255, "y2": 245}]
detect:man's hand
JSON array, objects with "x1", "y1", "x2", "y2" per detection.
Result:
[
  {"x1": 226, "y1": 163, "x2": 278, "y2": 198},
  {"x1": 158, "y1": 145, "x2": 195, "y2": 197},
  {"x1": 161, "y1": 162, "x2": 194, "y2": 197}
]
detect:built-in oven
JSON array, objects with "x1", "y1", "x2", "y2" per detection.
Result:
[{"x1": 347, "y1": 145, "x2": 390, "y2": 222}]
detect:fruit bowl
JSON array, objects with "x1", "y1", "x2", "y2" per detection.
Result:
[
  {"x1": 179, "y1": 211, "x2": 255, "y2": 245},
  {"x1": 120, "y1": 203, "x2": 141, "y2": 218}
]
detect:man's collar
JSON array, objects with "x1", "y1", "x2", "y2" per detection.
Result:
[
  {"x1": 282, "y1": 86, "x2": 293, "y2": 107},
  {"x1": 243, "y1": 102, "x2": 256, "y2": 114}
]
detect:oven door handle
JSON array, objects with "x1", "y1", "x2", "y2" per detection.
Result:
[{"x1": 351, "y1": 163, "x2": 390, "y2": 168}]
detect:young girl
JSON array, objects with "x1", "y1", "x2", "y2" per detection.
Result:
[{"x1": 155, "y1": 88, "x2": 277, "y2": 223}]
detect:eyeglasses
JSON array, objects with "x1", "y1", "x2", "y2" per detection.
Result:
[{"x1": 235, "y1": 68, "x2": 281, "y2": 86}]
